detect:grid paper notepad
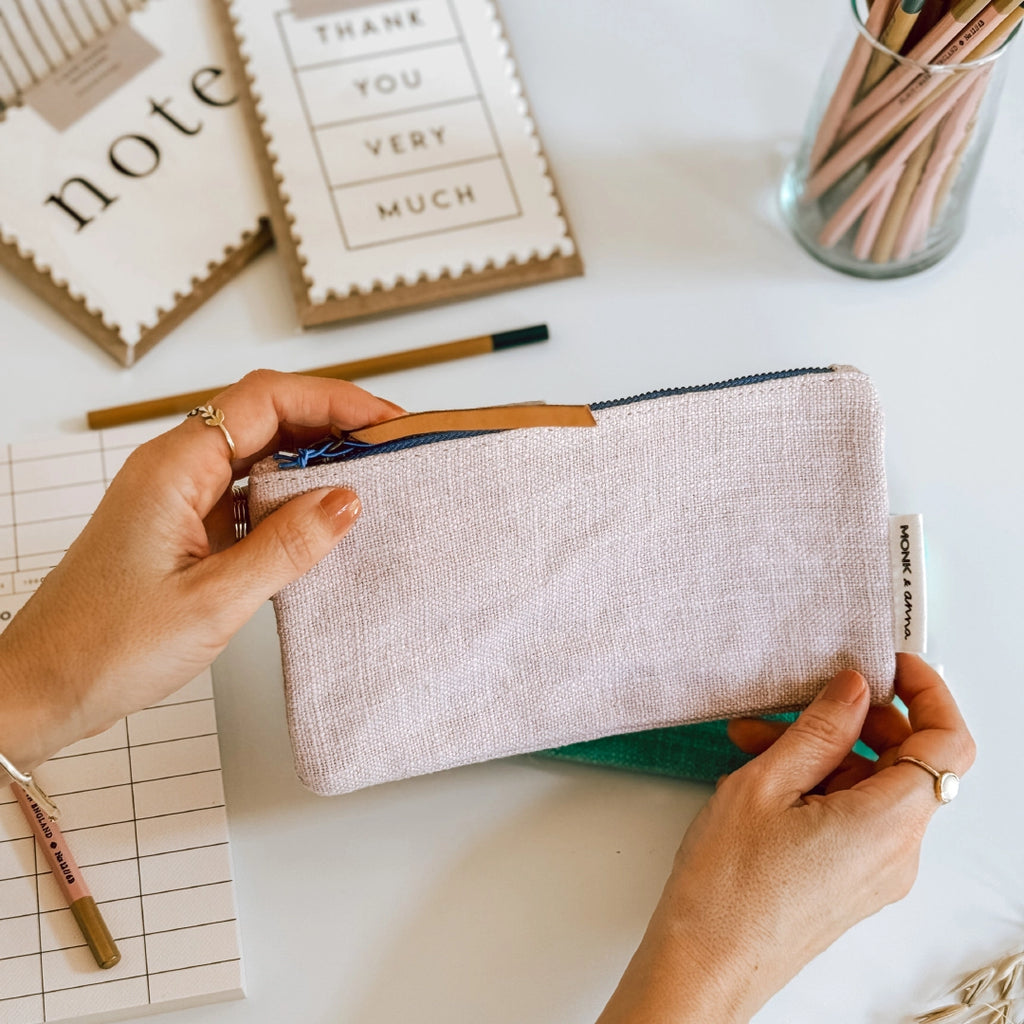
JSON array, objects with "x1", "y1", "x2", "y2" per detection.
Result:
[{"x1": 0, "y1": 425, "x2": 244, "y2": 1024}]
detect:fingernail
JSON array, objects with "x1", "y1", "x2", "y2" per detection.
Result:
[
  {"x1": 320, "y1": 488, "x2": 360, "y2": 524},
  {"x1": 822, "y1": 670, "x2": 866, "y2": 705}
]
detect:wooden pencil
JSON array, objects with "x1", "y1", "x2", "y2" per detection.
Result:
[
  {"x1": 928, "y1": 4, "x2": 1023, "y2": 223},
  {"x1": 872, "y1": 127, "x2": 937, "y2": 261},
  {"x1": 816, "y1": 71, "x2": 974, "y2": 247},
  {"x1": 866, "y1": 9, "x2": 1015, "y2": 260},
  {"x1": 893, "y1": 72, "x2": 990, "y2": 258},
  {"x1": 904, "y1": 0, "x2": 953, "y2": 51},
  {"x1": 808, "y1": 0, "x2": 898, "y2": 170},
  {"x1": 86, "y1": 325, "x2": 550, "y2": 429},
  {"x1": 841, "y1": 0, "x2": 991, "y2": 135},
  {"x1": 861, "y1": 0, "x2": 928, "y2": 95},
  {"x1": 805, "y1": 0, "x2": 1012, "y2": 205},
  {"x1": 853, "y1": 176, "x2": 901, "y2": 258}
]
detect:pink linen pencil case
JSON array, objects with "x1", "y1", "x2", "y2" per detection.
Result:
[{"x1": 248, "y1": 365, "x2": 896, "y2": 796}]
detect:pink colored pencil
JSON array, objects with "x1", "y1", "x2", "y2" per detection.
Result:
[
  {"x1": 892, "y1": 72, "x2": 991, "y2": 258},
  {"x1": 808, "y1": 0, "x2": 899, "y2": 170},
  {"x1": 872, "y1": 127, "x2": 937, "y2": 261},
  {"x1": 853, "y1": 176, "x2": 901, "y2": 259},
  {"x1": 817, "y1": 71, "x2": 976, "y2": 247},
  {"x1": 804, "y1": 76, "x2": 947, "y2": 202},
  {"x1": 803, "y1": 0, "x2": 1008, "y2": 206},
  {"x1": 840, "y1": 0, "x2": 992, "y2": 133},
  {"x1": 906, "y1": 206, "x2": 932, "y2": 254},
  {"x1": 841, "y1": 0, "x2": 1014, "y2": 136},
  {"x1": 929, "y1": 4, "x2": 1023, "y2": 224}
]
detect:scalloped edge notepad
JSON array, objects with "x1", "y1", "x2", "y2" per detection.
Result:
[
  {"x1": 220, "y1": 0, "x2": 582, "y2": 326},
  {"x1": 0, "y1": 0, "x2": 270, "y2": 366}
]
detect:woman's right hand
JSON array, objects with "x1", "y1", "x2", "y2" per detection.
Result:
[
  {"x1": 598, "y1": 655, "x2": 975, "y2": 1024},
  {"x1": 0, "y1": 371, "x2": 403, "y2": 772}
]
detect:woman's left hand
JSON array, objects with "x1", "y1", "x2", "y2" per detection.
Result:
[
  {"x1": 598, "y1": 656, "x2": 975, "y2": 1024},
  {"x1": 0, "y1": 370, "x2": 403, "y2": 769}
]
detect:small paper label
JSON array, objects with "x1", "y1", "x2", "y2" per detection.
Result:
[
  {"x1": 889, "y1": 514, "x2": 927, "y2": 654},
  {"x1": 25, "y1": 21, "x2": 161, "y2": 132},
  {"x1": 291, "y1": 0, "x2": 396, "y2": 19}
]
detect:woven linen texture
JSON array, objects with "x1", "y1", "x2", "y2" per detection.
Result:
[{"x1": 249, "y1": 368, "x2": 893, "y2": 795}]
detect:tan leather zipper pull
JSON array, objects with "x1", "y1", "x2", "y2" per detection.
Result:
[{"x1": 340, "y1": 404, "x2": 596, "y2": 446}]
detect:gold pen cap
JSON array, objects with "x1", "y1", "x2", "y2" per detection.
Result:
[{"x1": 70, "y1": 897, "x2": 121, "y2": 969}]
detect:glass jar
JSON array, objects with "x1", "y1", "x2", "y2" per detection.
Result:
[{"x1": 780, "y1": 0, "x2": 1018, "y2": 278}]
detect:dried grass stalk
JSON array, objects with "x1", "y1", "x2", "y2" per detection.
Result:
[{"x1": 915, "y1": 951, "x2": 1024, "y2": 1024}]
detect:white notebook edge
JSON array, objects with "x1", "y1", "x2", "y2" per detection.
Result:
[{"x1": 48, "y1": 985, "x2": 244, "y2": 1024}]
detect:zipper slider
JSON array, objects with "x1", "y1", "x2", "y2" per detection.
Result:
[
  {"x1": 275, "y1": 404, "x2": 596, "y2": 470},
  {"x1": 275, "y1": 435, "x2": 374, "y2": 470}
]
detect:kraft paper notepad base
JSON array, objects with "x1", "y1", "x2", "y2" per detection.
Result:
[
  {"x1": 223, "y1": 0, "x2": 583, "y2": 327},
  {"x1": 0, "y1": 424, "x2": 244, "y2": 1024},
  {"x1": 0, "y1": 0, "x2": 269, "y2": 365},
  {"x1": 0, "y1": 223, "x2": 270, "y2": 368}
]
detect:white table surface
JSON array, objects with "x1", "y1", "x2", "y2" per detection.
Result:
[{"x1": 2, "y1": 0, "x2": 1022, "y2": 1021}]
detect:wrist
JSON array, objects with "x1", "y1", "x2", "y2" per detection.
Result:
[
  {"x1": 598, "y1": 886, "x2": 770, "y2": 1024},
  {"x1": 0, "y1": 632, "x2": 81, "y2": 769}
]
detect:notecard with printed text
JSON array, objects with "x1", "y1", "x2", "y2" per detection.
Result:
[
  {"x1": 0, "y1": 0, "x2": 270, "y2": 365},
  {"x1": 222, "y1": 0, "x2": 582, "y2": 325}
]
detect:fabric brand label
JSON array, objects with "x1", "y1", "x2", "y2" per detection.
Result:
[
  {"x1": 25, "y1": 21, "x2": 161, "y2": 132},
  {"x1": 889, "y1": 514, "x2": 926, "y2": 654}
]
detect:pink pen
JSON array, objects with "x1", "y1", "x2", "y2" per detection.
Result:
[{"x1": 12, "y1": 784, "x2": 121, "y2": 969}]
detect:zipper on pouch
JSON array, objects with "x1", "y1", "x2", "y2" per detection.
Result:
[{"x1": 274, "y1": 366, "x2": 835, "y2": 470}]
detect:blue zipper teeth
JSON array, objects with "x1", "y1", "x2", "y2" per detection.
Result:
[{"x1": 275, "y1": 366, "x2": 834, "y2": 469}]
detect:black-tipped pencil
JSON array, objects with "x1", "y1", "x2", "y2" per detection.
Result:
[{"x1": 86, "y1": 324, "x2": 550, "y2": 429}]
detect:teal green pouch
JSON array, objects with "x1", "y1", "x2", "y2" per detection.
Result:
[
  {"x1": 539, "y1": 714, "x2": 877, "y2": 785},
  {"x1": 539, "y1": 720, "x2": 754, "y2": 784}
]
